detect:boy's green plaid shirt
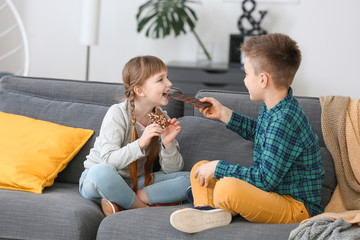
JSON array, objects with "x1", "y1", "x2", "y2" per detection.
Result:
[{"x1": 214, "y1": 88, "x2": 325, "y2": 216}]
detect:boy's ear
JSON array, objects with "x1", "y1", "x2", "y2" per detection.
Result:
[
  {"x1": 133, "y1": 85, "x2": 145, "y2": 97},
  {"x1": 259, "y1": 72, "x2": 270, "y2": 88}
]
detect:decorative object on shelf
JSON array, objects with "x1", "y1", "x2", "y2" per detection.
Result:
[
  {"x1": 228, "y1": 0, "x2": 267, "y2": 67},
  {"x1": 237, "y1": 0, "x2": 267, "y2": 35},
  {"x1": 0, "y1": 0, "x2": 29, "y2": 76},
  {"x1": 79, "y1": 0, "x2": 101, "y2": 81},
  {"x1": 136, "y1": 0, "x2": 212, "y2": 62},
  {"x1": 228, "y1": 34, "x2": 244, "y2": 68}
]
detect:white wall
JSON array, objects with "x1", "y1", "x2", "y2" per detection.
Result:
[{"x1": 11, "y1": 0, "x2": 360, "y2": 98}]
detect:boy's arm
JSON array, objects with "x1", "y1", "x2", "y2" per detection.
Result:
[
  {"x1": 215, "y1": 119, "x2": 303, "y2": 192},
  {"x1": 198, "y1": 97, "x2": 232, "y2": 124},
  {"x1": 199, "y1": 97, "x2": 258, "y2": 141},
  {"x1": 226, "y1": 111, "x2": 258, "y2": 141}
]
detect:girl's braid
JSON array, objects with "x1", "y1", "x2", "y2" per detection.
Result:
[
  {"x1": 127, "y1": 89, "x2": 139, "y2": 192},
  {"x1": 128, "y1": 91, "x2": 136, "y2": 127}
]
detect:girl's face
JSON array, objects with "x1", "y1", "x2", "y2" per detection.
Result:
[{"x1": 139, "y1": 70, "x2": 172, "y2": 106}]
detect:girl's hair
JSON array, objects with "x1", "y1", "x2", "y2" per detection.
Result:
[
  {"x1": 122, "y1": 55, "x2": 167, "y2": 192},
  {"x1": 241, "y1": 33, "x2": 301, "y2": 89}
]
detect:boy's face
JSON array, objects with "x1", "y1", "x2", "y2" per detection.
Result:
[{"x1": 243, "y1": 57, "x2": 263, "y2": 102}]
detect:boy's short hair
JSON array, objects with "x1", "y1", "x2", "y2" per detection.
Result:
[{"x1": 241, "y1": 33, "x2": 301, "y2": 89}]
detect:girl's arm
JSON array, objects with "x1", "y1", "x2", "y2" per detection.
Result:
[
  {"x1": 96, "y1": 105, "x2": 145, "y2": 170},
  {"x1": 158, "y1": 137, "x2": 184, "y2": 173},
  {"x1": 159, "y1": 116, "x2": 184, "y2": 173}
]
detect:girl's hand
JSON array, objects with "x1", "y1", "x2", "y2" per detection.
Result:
[
  {"x1": 161, "y1": 118, "x2": 181, "y2": 148},
  {"x1": 198, "y1": 97, "x2": 232, "y2": 124},
  {"x1": 138, "y1": 124, "x2": 165, "y2": 149}
]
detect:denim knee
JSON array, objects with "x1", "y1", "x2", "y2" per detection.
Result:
[{"x1": 87, "y1": 163, "x2": 117, "y2": 183}]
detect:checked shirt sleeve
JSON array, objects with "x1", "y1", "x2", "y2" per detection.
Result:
[
  {"x1": 226, "y1": 111, "x2": 258, "y2": 141},
  {"x1": 215, "y1": 118, "x2": 303, "y2": 192}
]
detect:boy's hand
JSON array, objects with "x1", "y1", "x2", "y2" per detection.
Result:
[
  {"x1": 138, "y1": 124, "x2": 165, "y2": 149},
  {"x1": 194, "y1": 160, "x2": 220, "y2": 188},
  {"x1": 161, "y1": 118, "x2": 181, "y2": 148},
  {"x1": 198, "y1": 97, "x2": 232, "y2": 124}
]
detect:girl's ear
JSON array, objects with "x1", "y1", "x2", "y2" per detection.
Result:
[{"x1": 133, "y1": 85, "x2": 145, "y2": 97}]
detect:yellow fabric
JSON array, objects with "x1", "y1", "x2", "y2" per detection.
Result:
[
  {"x1": 0, "y1": 112, "x2": 94, "y2": 193},
  {"x1": 190, "y1": 160, "x2": 310, "y2": 224},
  {"x1": 302, "y1": 96, "x2": 360, "y2": 225}
]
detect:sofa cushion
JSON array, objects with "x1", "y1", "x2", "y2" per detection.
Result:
[
  {"x1": 0, "y1": 72, "x2": 12, "y2": 79},
  {"x1": 0, "y1": 182, "x2": 104, "y2": 240},
  {"x1": 96, "y1": 205, "x2": 298, "y2": 240},
  {"x1": 177, "y1": 116, "x2": 254, "y2": 171},
  {"x1": 0, "y1": 111, "x2": 93, "y2": 193},
  {"x1": 0, "y1": 75, "x2": 184, "y2": 184}
]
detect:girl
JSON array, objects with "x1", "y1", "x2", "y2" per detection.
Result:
[{"x1": 79, "y1": 55, "x2": 190, "y2": 216}]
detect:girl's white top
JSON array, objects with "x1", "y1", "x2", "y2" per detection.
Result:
[{"x1": 83, "y1": 100, "x2": 184, "y2": 178}]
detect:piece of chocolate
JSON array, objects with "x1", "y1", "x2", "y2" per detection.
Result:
[
  {"x1": 169, "y1": 93, "x2": 212, "y2": 109},
  {"x1": 148, "y1": 108, "x2": 169, "y2": 129}
]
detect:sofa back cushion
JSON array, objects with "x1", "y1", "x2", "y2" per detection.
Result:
[
  {"x1": 177, "y1": 116, "x2": 254, "y2": 171},
  {"x1": 177, "y1": 89, "x2": 336, "y2": 208},
  {"x1": 0, "y1": 75, "x2": 184, "y2": 184}
]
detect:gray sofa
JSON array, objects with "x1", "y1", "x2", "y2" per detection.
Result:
[{"x1": 0, "y1": 75, "x2": 336, "y2": 240}]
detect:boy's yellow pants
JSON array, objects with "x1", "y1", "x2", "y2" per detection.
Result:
[{"x1": 191, "y1": 161, "x2": 311, "y2": 224}]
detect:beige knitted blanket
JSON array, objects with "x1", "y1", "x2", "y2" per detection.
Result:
[{"x1": 303, "y1": 96, "x2": 360, "y2": 225}]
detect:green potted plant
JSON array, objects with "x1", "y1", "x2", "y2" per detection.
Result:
[{"x1": 136, "y1": 0, "x2": 212, "y2": 61}]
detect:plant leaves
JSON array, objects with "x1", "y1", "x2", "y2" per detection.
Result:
[
  {"x1": 136, "y1": 0, "x2": 199, "y2": 39},
  {"x1": 184, "y1": 6, "x2": 198, "y2": 22},
  {"x1": 136, "y1": 0, "x2": 153, "y2": 20},
  {"x1": 178, "y1": 7, "x2": 195, "y2": 31},
  {"x1": 170, "y1": 12, "x2": 181, "y2": 36},
  {"x1": 137, "y1": 13, "x2": 157, "y2": 32}
]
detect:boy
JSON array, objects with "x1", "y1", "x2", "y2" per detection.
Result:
[{"x1": 170, "y1": 33, "x2": 325, "y2": 233}]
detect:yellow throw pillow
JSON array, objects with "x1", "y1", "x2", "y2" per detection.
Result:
[{"x1": 0, "y1": 111, "x2": 94, "y2": 193}]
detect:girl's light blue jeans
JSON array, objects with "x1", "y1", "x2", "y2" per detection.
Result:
[{"x1": 79, "y1": 163, "x2": 190, "y2": 209}]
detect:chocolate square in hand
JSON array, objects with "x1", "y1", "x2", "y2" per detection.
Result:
[{"x1": 148, "y1": 108, "x2": 169, "y2": 129}]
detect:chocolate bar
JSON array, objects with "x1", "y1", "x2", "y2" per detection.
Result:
[
  {"x1": 148, "y1": 108, "x2": 169, "y2": 129},
  {"x1": 169, "y1": 93, "x2": 212, "y2": 109}
]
